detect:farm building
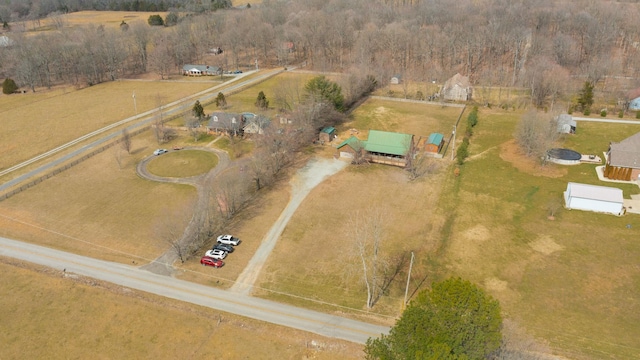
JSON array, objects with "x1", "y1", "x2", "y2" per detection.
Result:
[
  {"x1": 208, "y1": 112, "x2": 245, "y2": 136},
  {"x1": 337, "y1": 136, "x2": 364, "y2": 159},
  {"x1": 556, "y1": 114, "x2": 576, "y2": 134},
  {"x1": 425, "y1": 133, "x2": 445, "y2": 153},
  {"x1": 182, "y1": 65, "x2": 220, "y2": 76},
  {"x1": 364, "y1": 130, "x2": 414, "y2": 167},
  {"x1": 564, "y1": 182, "x2": 624, "y2": 215},
  {"x1": 441, "y1": 73, "x2": 472, "y2": 101},
  {"x1": 319, "y1": 126, "x2": 336, "y2": 143},
  {"x1": 390, "y1": 74, "x2": 402, "y2": 85},
  {"x1": 604, "y1": 132, "x2": 640, "y2": 181}
]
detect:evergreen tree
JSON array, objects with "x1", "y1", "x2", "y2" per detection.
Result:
[
  {"x1": 255, "y1": 91, "x2": 269, "y2": 110},
  {"x1": 305, "y1": 76, "x2": 345, "y2": 112},
  {"x1": 577, "y1": 81, "x2": 594, "y2": 114},
  {"x1": 365, "y1": 278, "x2": 502, "y2": 360},
  {"x1": 192, "y1": 100, "x2": 205, "y2": 119},
  {"x1": 215, "y1": 92, "x2": 227, "y2": 108},
  {"x1": 2, "y1": 78, "x2": 18, "y2": 95}
]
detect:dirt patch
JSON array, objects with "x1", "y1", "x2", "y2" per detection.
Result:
[
  {"x1": 464, "y1": 224, "x2": 491, "y2": 242},
  {"x1": 499, "y1": 140, "x2": 567, "y2": 178},
  {"x1": 528, "y1": 235, "x2": 564, "y2": 255},
  {"x1": 485, "y1": 277, "x2": 508, "y2": 292}
]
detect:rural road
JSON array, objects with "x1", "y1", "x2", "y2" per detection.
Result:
[
  {"x1": 231, "y1": 158, "x2": 349, "y2": 294},
  {"x1": 0, "y1": 236, "x2": 389, "y2": 344},
  {"x1": 0, "y1": 68, "x2": 285, "y2": 194}
]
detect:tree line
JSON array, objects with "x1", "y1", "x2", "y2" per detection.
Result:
[{"x1": 2, "y1": 0, "x2": 640, "y2": 106}]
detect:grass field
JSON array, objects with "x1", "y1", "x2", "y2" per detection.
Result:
[
  {"x1": 440, "y1": 110, "x2": 640, "y2": 359},
  {"x1": 2, "y1": 63, "x2": 640, "y2": 359},
  {"x1": 147, "y1": 150, "x2": 218, "y2": 178},
  {"x1": 0, "y1": 80, "x2": 213, "y2": 172},
  {"x1": 0, "y1": 259, "x2": 361, "y2": 359}
]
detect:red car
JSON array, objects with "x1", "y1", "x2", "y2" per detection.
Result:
[{"x1": 200, "y1": 256, "x2": 224, "y2": 268}]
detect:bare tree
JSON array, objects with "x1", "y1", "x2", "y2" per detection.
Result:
[
  {"x1": 407, "y1": 153, "x2": 441, "y2": 181},
  {"x1": 120, "y1": 128, "x2": 132, "y2": 154},
  {"x1": 515, "y1": 110, "x2": 560, "y2": 160},
  {"x1": 348, "y1": 208, "x2": 388, "y2": 309},
  {"x1": 154, "y1": 207, "x2": 193, "y2": 263},
  {"x1": 493, "y1": 319, "x2": 552, "y2": 360},
  {"x1": 185, "y1": 115, "x2": 202, "y2": 142}
]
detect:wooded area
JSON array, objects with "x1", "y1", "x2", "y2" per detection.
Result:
[{"x1": 1, "y1": 0, "x2": 640, "y2": 106}]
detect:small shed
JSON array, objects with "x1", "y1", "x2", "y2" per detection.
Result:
[
  {"x1": 337, "y1": 136, "x2": 364, "y2": 158},
  {"x1": 390, "y1": 74, "x2": 402, "y2": 85},
  {"x1": 630, "y1": 97, "x2": 640, "y2": 111},
  {"x1": 425, "y1": 133, "x2": 444, "y2": 153},
  {"x1": 563, "y1": 182, "x2": 624, "y2": 215},
  {"x1": 556, "y1": 114, "x2": 576, "y2": 134},
  {"x1": 319, "y1": 126, "x2": 336, "y2": 143}
]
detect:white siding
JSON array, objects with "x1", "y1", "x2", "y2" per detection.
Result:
[{"x1": 564, "y1": 182, "x2": 624, "y2": 215}]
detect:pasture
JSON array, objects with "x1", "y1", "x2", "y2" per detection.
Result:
[
  {"x1": 0, "y1": 259, "x2": 361, "y2": 359},
  {"x1": 0, "y1": 80, "x2": 213, "y2": 173}
]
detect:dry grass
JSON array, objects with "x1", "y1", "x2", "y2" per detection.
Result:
[
  {"x1": 147, "y1": 150, "x2": 218, "y2": 178},
  {"x1": 0, "y1": 258, "x2": 362, "y2": 359},
  {"x1": 0, "y1": 131, "x2": 198, "y2": 264},
  {"x1": 0, "y1": 80, "x2": 213, "y2": 172},
  {"x1": 14, "y1": 11, "x2": 168, "y2": 32}
]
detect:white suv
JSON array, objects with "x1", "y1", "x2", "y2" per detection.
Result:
[
  {"x1": 205, "y1": 249, "x2": 227, "y2": 260},
  {"x1": 216, "y1": 234, "x2": 241, "y2": 246}
]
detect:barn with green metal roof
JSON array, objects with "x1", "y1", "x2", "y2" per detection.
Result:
[{"x1": 364, "y1": 130, "x2": 414, "y2": 167}]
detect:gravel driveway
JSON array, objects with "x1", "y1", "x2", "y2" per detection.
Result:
[{"x1": 230, "y1": 157, "x2": 348, "y2": 294}]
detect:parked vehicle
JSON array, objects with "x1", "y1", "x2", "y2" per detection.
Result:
[
  {"x1": 216, "y1": 234, "x2": 241, "y2": 246},
  {"x1": 233, "y1": 70, "x2": 243, "y2": 74},
  {"x1": 205, "y1": 249, "x2": 227, "y2": 260},
  {"x1": 213, "y1": 243, "x2": 234, "y2": 253},
  {"x1": 153, "y1": 149, "x2": 168, "y2": 155},
  {"x1": 200, "y1": 256, "x2": 224, "y2": 268}
]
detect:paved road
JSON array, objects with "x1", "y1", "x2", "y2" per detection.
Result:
[
  {"x1": 0, "y1": 68, "x2": 285, "y2": 194},
  {"x1": 572, "y1": 116, "x2": 640, "y2": 124},
  {"x1": 0, "y1": 236, "x2": 389, "y2": 344}
]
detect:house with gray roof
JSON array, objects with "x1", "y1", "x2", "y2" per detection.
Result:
[
  {"x1": 604, "y1": 132, "x2": 640, "y2": 181},
  {"x1": 441, "y1": 73, "x2": 472, "y2": 101},
  {"x1": 243, "y1": 114, "x2": 270, "y2": 135},
  {"x1": 208, "y1": 112, "x2": 245, "y2": 136}
]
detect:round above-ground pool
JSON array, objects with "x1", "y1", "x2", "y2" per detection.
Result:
[{"x1": 547, "y1": 148, "x2": 582, "y2": 165}]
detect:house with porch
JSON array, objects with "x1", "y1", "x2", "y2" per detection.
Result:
[
  {"x1": 604, "y1": 132, "x2": 640, "y2": 181},
  {"x1": 182, "y1": 65, "x2": 220, "y2": 76}
]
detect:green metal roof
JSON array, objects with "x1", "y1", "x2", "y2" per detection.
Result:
[
  {"x1": 364, "y1": 130, "x2": 413, "y2": 156},
  {"x1": 427, "y1": 133, "x2": 444, "y2": 145},
  {"x1": 337, "y1": 136, "x2": 362, "y2": 149},
  {"x1": 321, "y1": 126, "x2": 336, "y2": 134}
]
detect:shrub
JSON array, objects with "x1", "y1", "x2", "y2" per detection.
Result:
[
  {"x1": 600, "y1": 110, "x2": 607, "y2": 117},
  {"x1": 2, "y1": 78, "x2": 18, "y2": 95},
  {"x1": 636, "y1": 111, "x2": 640, "y2": 119},
  {"x1": 584, "y1": 108, "x2": 591, "y2": 116},
  {"x1": 147, "y1": 14, "x2": 164, "y2": 26},
  {"x1": 619, "y1": 110, "x2": 624, "y2": 118}
]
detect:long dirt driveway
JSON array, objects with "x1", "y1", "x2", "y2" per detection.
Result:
[{"x1": 231, "y1": 157, "x2": 348, "y2": 294}]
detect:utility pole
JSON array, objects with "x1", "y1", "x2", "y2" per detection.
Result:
[
  {"x1": 403, "y1": 251, "x2": 415, "y2": 308},
  {"x1": 450, "y1": 125, "x2": 456, "y2": 160}
]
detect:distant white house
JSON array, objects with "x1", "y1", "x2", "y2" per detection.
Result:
[
  {"x1": 390, "y1": 74, "x2": 402, "y2": 85},
  {"x1": 564, "y1": 182, "x2": 624, "y2": 215}
]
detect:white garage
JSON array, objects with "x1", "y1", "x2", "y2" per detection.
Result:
[{"x1": 564, "y1": 182, "x2": 624, "y2": 215}]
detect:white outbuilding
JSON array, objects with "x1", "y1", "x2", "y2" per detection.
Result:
[{"x1": 563, "y1": 182, "x2": 624, "y2": 215}]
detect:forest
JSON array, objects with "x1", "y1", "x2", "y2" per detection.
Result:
[{"x1": 1, "y1": 0, "x2": 640, "y2": 108}]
